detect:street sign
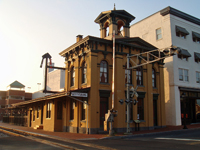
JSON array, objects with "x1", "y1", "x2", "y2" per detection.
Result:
[
  {"x1": 130, "y1": 86, "x2": 138, "y2": 98},
  {"x1": 71, "y1": 92, "x2": 88, "y2": 97}
]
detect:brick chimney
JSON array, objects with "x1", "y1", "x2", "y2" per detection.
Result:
[{"x1": 76, "y1": 35, "x2": 83, "y2": 42}]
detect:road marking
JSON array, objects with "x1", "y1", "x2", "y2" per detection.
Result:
[{"x1": 155, "y1": 137, "x2": 200, "y2": 142}]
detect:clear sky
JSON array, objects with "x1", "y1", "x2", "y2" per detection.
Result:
[{"x1": 0, "y1": 0, "x2": 200, "y2": 92}]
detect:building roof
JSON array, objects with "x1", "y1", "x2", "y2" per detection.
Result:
[
  {"x1": 160, "y1": 6, "x2": 200, "y2": 26},
  {"x1": 59, "y1": 36, "x2": 157, "y2": 57},
  {"x1": 94, "y1": 9, "x2": 135, "y2": 24},
  {"x1": 131, "y1": 6, "x2": 200, "y2": 27},
  {"x1": 8, "y1": 81, "x2": 25, "y2": 89}
]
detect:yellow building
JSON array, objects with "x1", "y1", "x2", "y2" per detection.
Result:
[{"x1": 8, "y1": 8, "x2": 166, "y2": 134}]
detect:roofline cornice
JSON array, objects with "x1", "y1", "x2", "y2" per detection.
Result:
[
  {"x1": 59, "y1": 36, "x2": 156, "y2": 57},
  {"x1": 160, "y1": 6, "x2": 200, "y2": 26}
]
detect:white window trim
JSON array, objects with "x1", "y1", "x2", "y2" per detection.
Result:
[
  {"x1": 179, "y1": 68, "x2": 189, "y2": 82},
  {"x1": 156, "y1": 28, "x2": 162, "y2": 40},
  {"x1": 196, "y1": 71, "x2": 200, "y2": 83}
]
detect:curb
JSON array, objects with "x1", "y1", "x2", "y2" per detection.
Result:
[{"x1": 101, "y1": 127, "x2": 200, "y2": 139}]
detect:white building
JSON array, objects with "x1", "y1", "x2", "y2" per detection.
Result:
[
  {"x1": 130, "y1": 6, "x2": 200, "y2": 126},
  {"x1": 32, "y1": 67, "x2": 65, "y2": 99}
]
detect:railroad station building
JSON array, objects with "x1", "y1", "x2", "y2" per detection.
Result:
[{"x1": 5, "y1": 7, "x2": 167, "y2": 134}]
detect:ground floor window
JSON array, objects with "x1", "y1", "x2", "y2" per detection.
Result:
[
  {"x1": 70, "y1": 100, "x2": 75, "y2": 120},
  {"x1": 37, "y1": 106, "x2": 40, "y2": 118},
  {"x1": 57, "y1": 101, "x2": 62, "y2": 120},
  {"x1": 82, "y1": 97, "x2": 87, "y2": 120},
  {"x1": 180, "y1": 91, "x2": 200, "y2": 124},
  {"x1": 33, "y1": 108, "x2": 35, "y2": 121},
  {"x1": 137, "y1": 98, "x2": 144, "y2": 120},
  {"x1": 46, "y1": 102, "x2": 52, "y2": 118},
  {"x1": 100, "y1": 97, "x2": 108, "y2": 127}
]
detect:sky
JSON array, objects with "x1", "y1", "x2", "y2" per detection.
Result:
[{"x1": 0, "y1": 0, "x2": 200, "y2": 93}]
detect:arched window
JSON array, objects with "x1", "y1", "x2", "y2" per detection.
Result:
[
  {"x1": 125, "y1": 63, "x2": 132, "y2": 84},
  {"x1": 136, "y1": 67, "x2": 143, "y2": 85},
  {"x1": 152, "y1": 68, "x2": 156, "y2": 87},
  {"x1": 100, "y1": 60, "x2": 108, "y2": 83},
  {"x1": 104, "y1": 22, "x2": 109, "y2": 36},
  {"x1": 117, "y1": 20, "x2": 124, "y2": 36},
  {"x1": 82, "y1": 62, "x2": 87, "y2": 84},
  {"x1": 71, "y1": 66, "x2": 75, "y2": 86}
]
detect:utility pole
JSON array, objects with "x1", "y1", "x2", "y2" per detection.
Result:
[{"x1": 126, "y1": 54, "x2": 131, "y2": 133}]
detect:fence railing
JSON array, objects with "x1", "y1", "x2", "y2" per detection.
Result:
[{"x1": 3, "y1": 116, "x2": 28, "y2": 127}]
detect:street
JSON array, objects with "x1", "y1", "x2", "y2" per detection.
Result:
[
  {"x1": 1, "y1": 128, "x2": 200, "y2": 150},
  {"x1": 82, "y1": 128, "x2": 200, "y2": 150},
  {"x1": 0, "y1": 135, "x2": 63, "y2": 150}
]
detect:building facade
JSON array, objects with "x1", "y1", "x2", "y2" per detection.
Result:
[
  {"x1": 9, "y1": 8, "x2": 167, "y2": 134},
  {"x1": 0, "y1": 81, "x2": 32, "y2": 120},
  {"x1": 130, "y1": 6, "x2": 200, "y2": 126}
]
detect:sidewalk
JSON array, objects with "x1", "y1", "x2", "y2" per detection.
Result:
[{"x1": 0, "y1": 122, "x2": 200, "y2": 140}]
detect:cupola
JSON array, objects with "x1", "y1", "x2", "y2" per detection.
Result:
[{"x1": 94, "y1": 5, "x2": 135, "y2": 40}]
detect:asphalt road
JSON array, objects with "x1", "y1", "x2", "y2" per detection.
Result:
[
  {"x1": 81, "y1": 128, "x2": 200, "y2": 150},
  {"x1": 1, "y1": 129, "x2": 200, "y2": 150},
  {"x1": 0, "y1": 134, "x2": 63, "y2": 150}
]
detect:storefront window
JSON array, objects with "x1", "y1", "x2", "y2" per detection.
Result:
[{"x1": 196, "y1": 99, "x2": 200, "y2": 121}]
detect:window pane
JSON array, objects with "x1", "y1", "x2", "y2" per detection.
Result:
[
  {"x1": 184, "y1": 70, "x2": 188, "y2": 76},
  {"x1": 100, "y1": 61, "x2": 108, "y2": 83},
  {"x1": 184, "y1": 70, "x2": 188, "y2": 81},
  {"x1": 179, "y1": 69, "x2": 183, "y2": 75}
]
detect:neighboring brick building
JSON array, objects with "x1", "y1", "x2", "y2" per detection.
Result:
[{"x1": 0, "y1": 81, "x2": 32, "y2": 120}]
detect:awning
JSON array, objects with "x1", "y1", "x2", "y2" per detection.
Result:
[
  {"x1": 176, "y1": 26, "x2": 189, "y2": 35},
  {"x1": 194, "y1": 52, "x2": 200, "y2": 59},
  {"x1": 192, "y1": 31, "x2": 200, "y2": 39},
  {"x1": 178, "y1": 49, "x2": 191, "y2": 57},
  {"x1": 179, "y1": 87, "x2": 200, "y2": 93}
]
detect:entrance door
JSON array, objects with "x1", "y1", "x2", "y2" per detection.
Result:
[
  {"x1": 29, "y1": 110, "x2": 32, "y2": 127},
  {"x1": 100, "y1": 97, "x2": 108, "y2": 128},
  {"x1": 41, "y1": 104, "x2": 43, "y2": 125},
  {"x1": 153, "y1": 100, "x2": 158, "y2": 126}
]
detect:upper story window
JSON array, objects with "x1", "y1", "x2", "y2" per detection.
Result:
[
  {"x1": 177, "y1": 49, "x2": 191, "y2": 61},
  {"x1": 176, "y1": 25, "x2": 189, "y2": 39},
  {"x1": 192, "y1": 31, "x2": 200, "y2": 43},
  {"x1": 156, "y1": 28, "x2": 162, "y2": 40},
  {"x1": 71, "y1": 66, "x2": 75, "y2": 86},
  {"x1": 82, "y1": 62, "x2": 87, "y2": 84},
  {"x1": 196, "y1": 72, "x2": 200, "y2": 83},
  {"x1": 136, "y1": 66, "x2": 143, "y2": 86},
  {"x1": 179, "y1": 68, "x2": 189, "y2": 82},
  {"x1": 100, "y1": 60, "x2": 108, "y2": 83},
  {"x1": 194, "y1": 52, "x2": 200, "y2": 63},
  {"x1": 152, "y1": 68, "x2": 156, "y2": 87},
  {"x1": 125, "y1": 63, "x2": 132, "y2": 84}
]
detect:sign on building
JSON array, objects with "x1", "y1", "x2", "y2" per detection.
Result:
[{"x1": 71, "y1": 92, "x2": 88, "y2": 97}]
